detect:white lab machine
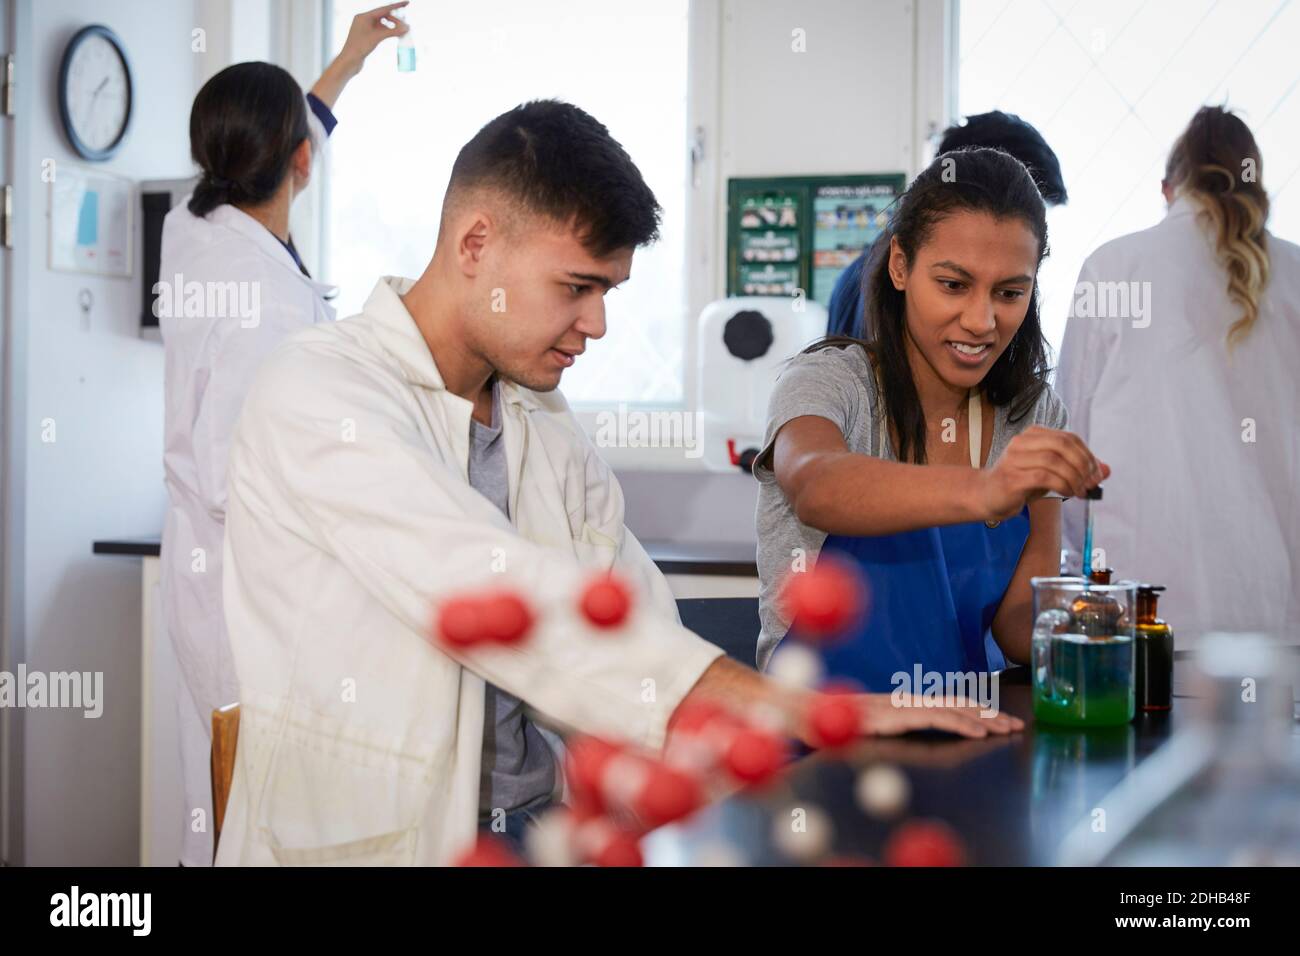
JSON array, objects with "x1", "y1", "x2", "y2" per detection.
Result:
[{"x1": 696, "y1": 296, "x2": 830, "y2": 472}]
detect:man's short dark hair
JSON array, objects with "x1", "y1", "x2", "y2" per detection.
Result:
[
  {"x1": 939, "y1": 110, "x2": 1068, "y2": 205},
  {"x1": 442, "y1": 99, "x2": 662, "y2": 256}
]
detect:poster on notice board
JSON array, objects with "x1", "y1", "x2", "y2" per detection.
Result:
[
  {"x1": 49, "y1": 164, "x2": 134, "y2": 278},
  {"x1": 727, "y1": 174, "x2": 904, "y2": 308}
]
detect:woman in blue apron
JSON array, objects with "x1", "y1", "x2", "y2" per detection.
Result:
[{"x1": 754, "y1": 147, "x2": 1109, "y2": 693}]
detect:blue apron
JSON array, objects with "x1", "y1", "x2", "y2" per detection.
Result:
[{"x1": 817, "y1": 389, "x2": 1028, "y2": 691}]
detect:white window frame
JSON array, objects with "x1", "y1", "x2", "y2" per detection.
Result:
[
  {"x1": 274, "y1": 0, "x2": 329, "y2": 278},
  {"x1": 564, "y1": 0, "x2": 722, "y2": 470}
]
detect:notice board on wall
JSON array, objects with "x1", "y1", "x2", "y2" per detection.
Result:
[{"x1": 726, "y1": 174, "x2": 905, "y2": 308}]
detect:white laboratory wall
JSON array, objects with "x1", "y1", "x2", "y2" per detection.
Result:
[
  {"x1": 618, "y1": 0, "x2": 951, "y2": 546},
  {"x1": 4, "y1": 0, "x2": 201, "y2": 866},
  {"x1": 711, "y1": 0, "x2": 919, "y2": 285}
]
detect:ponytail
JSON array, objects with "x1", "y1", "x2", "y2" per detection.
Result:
[
  {"x1": 1165, "y1": 106, "x2": 1271, "y2": 349},
  {"x1": 187, "y1": 62, "x2": 310, "y2": 218},
  {"x1": 189, "y1": 172, "x2": 237, "y2": 218}
]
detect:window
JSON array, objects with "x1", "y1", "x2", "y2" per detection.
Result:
[
  {"x1": 958, "y1": 0, "x2": 1300, "y2": 353},
  {"x1": 322, "y1": 0, "x2": 692, "y2": 404}
]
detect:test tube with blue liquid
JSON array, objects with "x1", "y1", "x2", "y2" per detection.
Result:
[
  {"x1": 396, "y1": 8, "x2": 416, "y2": 72},
  {"x1": 1081, "y1": 484, "x2": 1102, "y2": 581}
]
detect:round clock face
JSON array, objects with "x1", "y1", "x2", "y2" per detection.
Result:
[{"x1": 63, "y1": 30, "x2": 131, "y2": 156}]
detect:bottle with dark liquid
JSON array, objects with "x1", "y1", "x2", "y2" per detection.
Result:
[{"x1": 1134, "y1": 585, "x2": 1173, "y2": 711}]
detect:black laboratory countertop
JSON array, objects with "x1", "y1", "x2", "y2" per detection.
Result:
[
  {"x1": 92, "y1": 538, "x2": 163, "y2": 558},
  {"x1": 644, "y1": 663, "x2": 1300, "y2": 866},
  {"x1": 93, "y1": 536, "x2": 759, "y2": 576}
]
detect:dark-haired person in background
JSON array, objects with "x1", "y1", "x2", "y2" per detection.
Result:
[
  {"x1": 159, "y1": 3, "x2": 409, "y2": 866},
  {"x1": 1056, "y1": 106, "x2": 1300, "y2": 649},
  {"x1": 755, "y1": 149, "x2": 1107, "y2": 690},
  {"x1": 827, "y1": 111, "x2": 1068, "y2": 339},
  {"x1": 213, "y1": 101, "x2": 1021, "y2": 866}
]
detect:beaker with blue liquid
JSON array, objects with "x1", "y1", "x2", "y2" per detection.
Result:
[{"x1": 1031, "y1": 577, "x2": 1136, "y2": 727}]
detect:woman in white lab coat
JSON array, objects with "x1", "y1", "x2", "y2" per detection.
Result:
[
  {"x1": 159, "y1": 4, "x2": 409, "y2": 866},
  {"x1": 1056, "y1": 106, "x2": 1300, "y2": 651}
]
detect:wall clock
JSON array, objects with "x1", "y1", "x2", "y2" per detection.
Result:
[{"x1": 57, "y1": 24, "x2": 133, "y2": 161}]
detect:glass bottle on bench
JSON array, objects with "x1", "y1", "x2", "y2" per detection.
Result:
[{"x1": 1134, "y1": 585, "x2": 1173, "y2": 712}]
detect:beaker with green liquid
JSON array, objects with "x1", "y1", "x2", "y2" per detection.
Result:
[{"x1": 1031, "y1": 576, "x2": 1136, "y2": 727}]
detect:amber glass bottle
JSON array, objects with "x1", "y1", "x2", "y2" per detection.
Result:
[{"x1": 1134, "y1": 585, "x2": 1173, "y2": 711}]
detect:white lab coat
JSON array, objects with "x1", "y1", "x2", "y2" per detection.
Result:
[
  {"x1": 1056, "y1": 196, "x2": 1300, "y2": 648},
  {"x1": 214, "y1": 276, "x2": 724, "y2": 866},
  {"x1": 160, "y1": 195, "x2": 336, "y2": 866}
]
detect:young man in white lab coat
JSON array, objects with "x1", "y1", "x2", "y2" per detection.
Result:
[{"x1": 215, "y1": 100, "x2": 1019, "y2": 866}]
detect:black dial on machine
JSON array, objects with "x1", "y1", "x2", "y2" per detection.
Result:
[{"x1": 723, "y1": 310, "x2": 775, "y2": 362}]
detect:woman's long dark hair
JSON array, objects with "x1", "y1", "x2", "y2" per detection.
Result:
[
  {"x1": 188, "y1": 62, "x2": 310, "y2": 217},
  {"x1": 808, "y1": 147, "x2": 1052, "y2": 464}
]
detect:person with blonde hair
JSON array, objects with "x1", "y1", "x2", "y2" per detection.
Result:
[{"x1": 1056, "y1": 105, "x2": 1299, "y2": 650}]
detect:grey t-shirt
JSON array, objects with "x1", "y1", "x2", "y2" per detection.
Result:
[
  {"x1": 752, "y1": 344, "x2": 1068, "y2": 671},
  {"x1": 469, "y1": 382, "x2": 558, "y2": 818}
]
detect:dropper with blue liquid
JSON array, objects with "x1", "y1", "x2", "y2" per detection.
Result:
[{"x1": 1081, "y1": 485, "x2": 1103, "y2": 583}]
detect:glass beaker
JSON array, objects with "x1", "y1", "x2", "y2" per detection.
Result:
[{"x1": 1031, "y1": 576, "x2": 1136, "y2": 727}]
